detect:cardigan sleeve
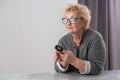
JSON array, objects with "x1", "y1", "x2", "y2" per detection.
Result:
[{"x1": 88, "y1": 34, "x2": 106, "y2": 75}]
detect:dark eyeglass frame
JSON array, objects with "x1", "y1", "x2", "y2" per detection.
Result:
[{"x1": 62, "y1": 17, "x2": 83, "y2": 24}]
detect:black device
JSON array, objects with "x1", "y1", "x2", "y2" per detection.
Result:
[{"x1": 55, "y1": 45, "x2": 63, "y2": 52}]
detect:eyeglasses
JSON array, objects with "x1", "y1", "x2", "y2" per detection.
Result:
[{"x1": 62, "y1": 17, "x2": 82, "y2": 24}]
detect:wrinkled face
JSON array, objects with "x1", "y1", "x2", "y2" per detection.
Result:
[{"x1": 62, "y1": 12, "x2": 84, "y2": 34}]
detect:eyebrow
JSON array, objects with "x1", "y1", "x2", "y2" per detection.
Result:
[{"x1": 64, "y1": 16, "x2": 77, "y2": 19}]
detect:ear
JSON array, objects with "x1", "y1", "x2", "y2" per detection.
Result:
[{"x1": 82, "y1": 20, "x2": 87, "y2": 29}]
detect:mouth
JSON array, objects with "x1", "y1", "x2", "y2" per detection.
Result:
[{"x1": 66, "y1": 27, "x2": 73, "y2": 29}]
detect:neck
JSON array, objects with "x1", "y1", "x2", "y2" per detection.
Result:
[
  {"x1": 72, "y1": 30, "x2": 83, "y2": 40},
  {"x1": 71, "y1": 30, "x2": 83, "y2": 47}
]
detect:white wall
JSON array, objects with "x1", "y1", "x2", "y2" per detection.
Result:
[{"x1": 0, "y1": 0, "x2": 77, "y2": 74}]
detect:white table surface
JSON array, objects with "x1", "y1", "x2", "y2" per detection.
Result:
[{"x1": 0, "y1": 70, "x2": 120, "y2": 80}]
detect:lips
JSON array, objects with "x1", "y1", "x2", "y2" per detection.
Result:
[{"x1": 66, "y1": 27, "x2": 73, "y2": 29}]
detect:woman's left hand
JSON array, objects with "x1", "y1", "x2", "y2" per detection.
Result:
[{"x1": 59, "y1": 50, "x2": 77, "y2": 65}]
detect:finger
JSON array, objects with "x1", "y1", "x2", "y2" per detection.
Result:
[
  {"x1": 53, "y1": 55, "x2": 58, "y2": 61},
  {"x1": 59, "y1": 54, "x2": 64, "y2": 60},
  {"x1": 53, "y1": 52, "x2": 59, "y2": 61},
  {"x1": 56, "y1": 50, "x2": 61, "y2": 54},
  {"x1": 58, "y1": 58, "x2": 62, "y2": 62},
  {"x1": 62, "y1": 50, "x2": 68, "y2": 55}
]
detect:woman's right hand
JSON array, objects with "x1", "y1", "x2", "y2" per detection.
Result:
[
  {"x1": 53, "y1": 50, "x2": 67, "y2": 69},
  {"x1": 53, "y1": 50, "x2": 60, "y2": 61}
]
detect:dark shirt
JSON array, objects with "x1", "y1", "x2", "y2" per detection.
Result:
[{"x1": 54, "y1": 29, "x2": 106, "y2": 75}]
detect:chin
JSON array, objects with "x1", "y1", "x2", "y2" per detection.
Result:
[
  {"x1": 67, "y1": 29, "x2": 73, "y2": 33},
  {"x1": 67, "y1": 30, "x2": 72, "y2": 33},
  {"x1": 68, "y1": 31, "x2": 74, "y2": 34},
  {"x1": 68, "y1": 31, "x2": 77, "y2": 34}
]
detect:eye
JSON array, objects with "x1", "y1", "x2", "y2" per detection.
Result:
[
  {"x1": 70, "y1": 18, "x2": 75, "y2": 21},
  {"x1": 70, "y1": 18, "x2": 76, "y2": 23},
  {"x1": 62, "y1": 18, "x2": 68, "y2": 23},
  {"x1": 62, "y1": 18, "x2": 67, "y2": 21}
]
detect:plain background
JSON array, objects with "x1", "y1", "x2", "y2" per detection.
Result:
[{"x1": 0, "y1": 0, "x2": 77, "y2": 74}]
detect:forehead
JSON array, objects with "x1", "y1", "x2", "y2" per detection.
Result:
[{"x1": 64, "y1": 12, "x2": 78, "y2": 18}]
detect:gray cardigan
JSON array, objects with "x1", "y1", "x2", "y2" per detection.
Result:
[{"x1": 54, "y1": 29, "x2": 106, "y2": 75}]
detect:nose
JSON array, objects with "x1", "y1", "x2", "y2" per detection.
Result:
[{"x1": 66, "y1": 20, "x2": 72, "y2": 25}]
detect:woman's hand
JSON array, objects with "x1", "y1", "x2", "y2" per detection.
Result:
[
  {"x1": 54, "y1": 50, "x2": 77, "y2": 68},
  {"x1": 53, "y1": 50, "x2": 60, "y2": 61},
  {"x1": 59, "y1": 50, "x2": 77, "y2": 65},
  {"x1": 53, "y1": 50, "x2": 85, "y2": 72},
  {"x1": 53, "y1": 50, "x2": 67, "y2": 68},
  {"x1": 59, "y1": 50, "x2": 85, "y2": 72}
]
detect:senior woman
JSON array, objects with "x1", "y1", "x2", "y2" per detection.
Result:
[{"x1": 53, "y1": 4, "x2": 106, "y2": 75}]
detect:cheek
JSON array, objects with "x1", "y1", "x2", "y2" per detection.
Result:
[
  {"x1": 72, "y1": 24, "x2": 80, "y2": 29},
  {"x1": 74, "y1": 23, "x2": 83, "y2": 29}
]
